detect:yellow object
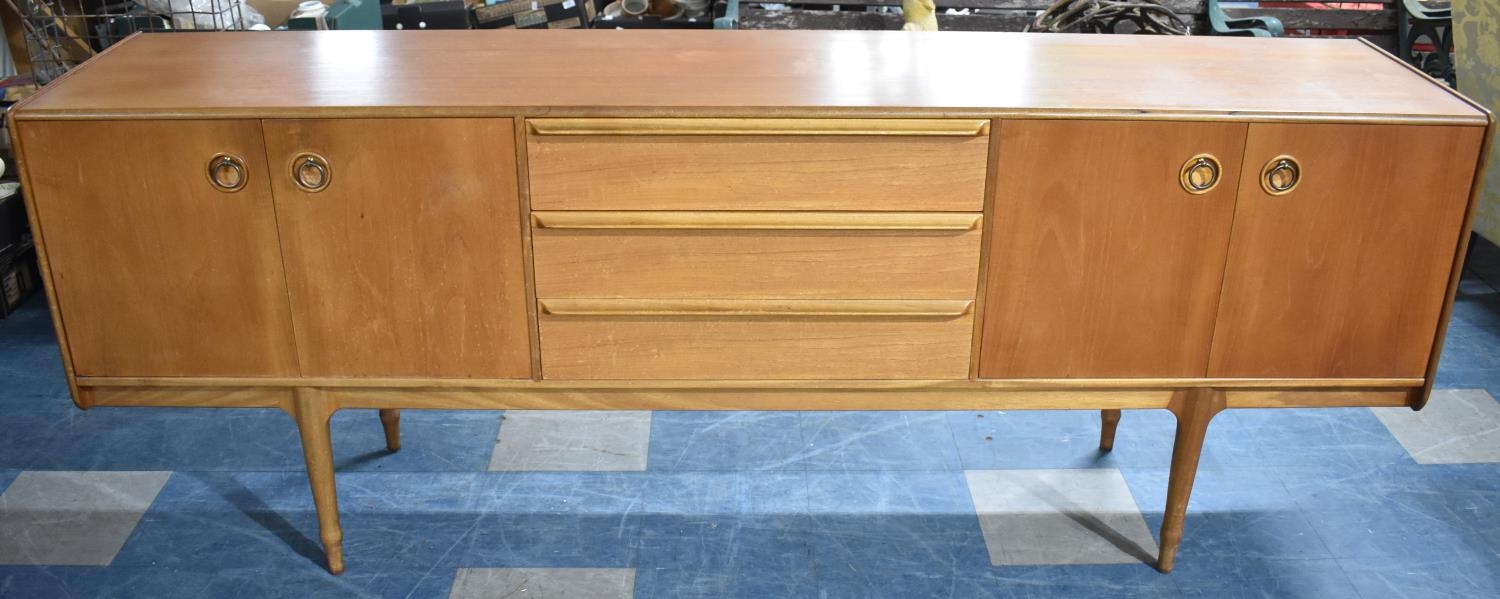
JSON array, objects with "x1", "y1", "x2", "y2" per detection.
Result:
[
  {"x1": 902, "y1": 0, "x2": 939, "y2": 31},
  {"x1": 1457, "y1": 0, "x2": 1500, "y2": 243}
]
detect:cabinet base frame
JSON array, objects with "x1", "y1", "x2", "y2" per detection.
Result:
[{"x1": 72, "y1": 378, "x2": 1416, "y2": 575}]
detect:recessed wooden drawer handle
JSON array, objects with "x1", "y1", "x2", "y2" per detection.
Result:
[
  {"x1": 206, "y1": 153, "x2": 247, "y2": 193},
  {"x1": 531, "y1": 211, "x2": 981, "y2": 231},
  {"x1": 291, "y1": 153, "x2": 332, "y2": 193},
  {"x1": 1179, "y1": 154, "x2": 1221, "y2": 194},
  {"x1": 527, "y1": 118, "x2": 990, "y2": 137},
  {"x1": 1261, "y1": 155, "x2": 1301, "y2": 195},
  {"x1": 539, "y1": 299, "x2": 974, "y2": 318}
]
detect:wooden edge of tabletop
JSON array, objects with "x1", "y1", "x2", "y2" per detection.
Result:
[
  {"x1": 1357, "y1": 38, "x2": 1495, "y2": 126},
  {"x1": 12, "y1": 105, "x2": 1491, "y2": 125}
]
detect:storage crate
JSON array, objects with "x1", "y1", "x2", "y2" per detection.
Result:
[{"x1": 0, "y1": 241, "x2": 40, "y2": 319}]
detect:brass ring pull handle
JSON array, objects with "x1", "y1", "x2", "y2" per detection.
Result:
[
  {"x1": 291, "y1": 153, "x2": 331, "y2": 193},
  {"x1": 1261, "y1": 155, "x2": 1301, "y2": 195},
  {"x1": 1179, "y1": 154, "x2": 1221, "y2": 195},
  {"x1": 206, "y1": 153, "x2": 247, "y2": 193}
]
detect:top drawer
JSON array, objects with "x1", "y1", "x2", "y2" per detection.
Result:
[{"x1": 526, "y1": 118, "x2": 990, "y2": 211}]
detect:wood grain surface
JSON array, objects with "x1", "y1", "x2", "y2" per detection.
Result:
[
  {"x1": 13, "y1": 31, "x2": 1483, "y2": 124},
  {"x1": 539, "y1": 314, "x2": 974, "y2": 379},
  {"x1": 979, "y1": 120, "x2": 1246, "y2": 378},
  {"x1": 18, "y1": 120, "x2": 298, "y2": 377},
  {"x1": 527, "y1": 133, "x2": 988, "y2": 211},
  {"x1": 264, "y1": 118, "x2": 532, "y2": 378},
  {"x1": 533, "y1": 226, "x2": 981, "y2": 299},
  {"x1": 1208, "y1": 123, "x2": 1485, "y2": 378}
]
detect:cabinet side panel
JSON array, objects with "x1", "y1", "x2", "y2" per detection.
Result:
[
  {"x1": 18, "y1": 120, "x2": 298, "y2": 377},
  {"x1": 265, "y1": 118, "x2": 532, "y2": 378},
  {"x1": 1209, "y1": 124, "x2": 1484, "y2": 378},
  {"x1": 8, "y1": 115, "x2": 82, "y2": 404}
]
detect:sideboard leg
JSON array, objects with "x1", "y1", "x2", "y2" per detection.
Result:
[
  {"x1": 379, "y1": 409, "x2": 401, "y2": 453},
  {"x1": 1156, "y1": 388, "x2": 1226, "y2": 573},
  {"x1": 1099, "y1": 409, "x2": 1122, "y2": 452},
  {"x1": 290, "y1": 388, "x2": 345, "y2": 575}
]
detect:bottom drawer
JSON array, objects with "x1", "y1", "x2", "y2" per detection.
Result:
[{"x1": 537, "y1": 299, "x2": 974, "y2": 379}]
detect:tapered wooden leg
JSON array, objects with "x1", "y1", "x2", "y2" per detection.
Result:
[
  {"x1": 1098, "y1": 409, "x2": 1122, "y2": 452},
  {"x1": 289, "y1": 388, "x2": 345, "y2": 575},
  {"x1": 1156, "y1": 388, "x2": 1226, "y2": 573},
  {"x1": 379, "y1": 409, "x2": 401, "y2": 453}
]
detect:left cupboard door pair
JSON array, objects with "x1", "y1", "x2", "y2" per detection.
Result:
[{"x1": 20, "y1": 119, "x2": 531, "y2": 379}]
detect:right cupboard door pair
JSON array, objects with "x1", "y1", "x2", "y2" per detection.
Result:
[
  {"x1": 1209, "y1": 124, "x2": 1483, "y2": 378},
  {"x1": 980, "y1": 120, "x2": 1482, "y2": 380}
]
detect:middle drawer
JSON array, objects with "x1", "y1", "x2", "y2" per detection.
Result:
[{"x1": 531, "y1": 211, "x2": 983, "y2": 299}]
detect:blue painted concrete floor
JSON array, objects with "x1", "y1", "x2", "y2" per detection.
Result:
[{"x1": 2, "y1": 240, "x2": 1500, "y2": 598}]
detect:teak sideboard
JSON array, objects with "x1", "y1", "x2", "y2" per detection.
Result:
[{"x1": 9, "y1": 30, "x2": 1493, "y2": 575}]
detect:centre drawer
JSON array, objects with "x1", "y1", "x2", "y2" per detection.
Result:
[
  {"x1": 537, "y1": 299, "x2": 975, "y2": 380},
  {"x1": 531, "y1": 211, "x2": 983, "y2": 299},
  {"x1": 526, "y1": 118, "x2": 990, "y2": 211}
]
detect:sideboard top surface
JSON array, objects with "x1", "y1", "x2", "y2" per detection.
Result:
[{"x1": 13, "y1": 30, "x2": 1487, "y2": 123}]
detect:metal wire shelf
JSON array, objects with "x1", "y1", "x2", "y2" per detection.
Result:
[{"x1": 7, "y1": 0, "x2": 251, "y2": 83}]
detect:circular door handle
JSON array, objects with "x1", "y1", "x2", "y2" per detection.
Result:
[
  {"x1": 1261, "y1": 155, "x2": 1301, "y2": 195},
  {"x1": 206, "y1": 153, "x2": 247, "y2": 193},
  {"x1": 1179, "y1": 154, "x2": 1221, "y2": 195},
  {"x1": 291, "y1": 153, "x2": 331, "y2": 193}
]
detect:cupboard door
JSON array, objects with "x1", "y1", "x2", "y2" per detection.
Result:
[
  {"x1": 1209, "y1": 124, "x2": 1484, "y2": 379},
  {"x1": 264, "y1": 118, "x2": 531, "y2": 378},
  {"x1": 978, "y1": 120, "x2": 1245, "y2": 378},
  {"x1": 18, "y1": 120, "x2": 297, "y2": 376}
]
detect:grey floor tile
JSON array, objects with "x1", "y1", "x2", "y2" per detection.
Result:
[
  {"x1": 449, "y1": 568, "x2": 635, "y2": 599},
  {"x1": 489, "y1": 411, "x2": 651, "y2": 472},
  {"x1": 1372, "y1": 389, "x2": 1500, "y2": 464},
  {"x1": 0, "y1": 471, "x2": 171, "y2": 566},
  {"x1": 965, "y1": 469, "x2": 1158, "y2": 566}
]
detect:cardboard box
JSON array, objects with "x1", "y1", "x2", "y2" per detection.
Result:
[{"x1": 474, "y1": 0, "x2": 595, "y2": 29}]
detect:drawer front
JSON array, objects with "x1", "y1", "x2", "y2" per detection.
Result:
[
  {"x1": 531, "y1": 211, "x2": 983, "y2": 299},
  {"x1": 526, "y1": 118, "x2": 990, "y2": 211},
  {"x1": 537, "y1": 299, "x2": 974, "y2": 379}
]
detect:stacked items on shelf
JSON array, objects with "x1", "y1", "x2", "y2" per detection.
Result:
[
  {"x1": 471, "y1": 0, "x2": 598, "y2": 29},
  {"x1": 592, "y1": 0, "x2": 715, "y2": 27},
  {"x1": 0, "y1": 172, "x2": 36, "y2": 319}
]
